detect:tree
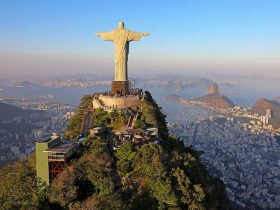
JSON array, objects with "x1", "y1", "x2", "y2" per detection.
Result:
[
  {"x1": 116, "y1": 141, "x2": 136, "y2": 176},
  {"x1": 80, "y1": 95, "x2": 93, "y2": 108},
  {"x1": 49, "y1": 166, "x2": 78, "y2": 208},
  {"x1": 0, "y1": 160, "x2": 49, "y2": 210},
  {"x1": 97, "y1": 193, "x2": 123, "y2": 210},
  {"x1": 132, "y1": 143, "x2": 178, "y2": 208},
  {"x1": 75, "y1": 139, "x2": 116, "y2": 196},
  {"x1": 92, "y1": 108, "x2": 110, "y2": 127},
  {"x1": 140, "y1": 91, "x2": 169, "y2": 138}
]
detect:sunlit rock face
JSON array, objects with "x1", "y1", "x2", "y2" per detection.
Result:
[{"x1": 208, "y1": 82, "x2": 219, "y2": 95}]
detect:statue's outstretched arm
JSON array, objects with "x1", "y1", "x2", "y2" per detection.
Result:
[
  {"x1": 95, "y1": 31, "x2": 114, "y2": 41},
  {"x1": 128, "y1": 31, "x2": 150, "y2": 42}
]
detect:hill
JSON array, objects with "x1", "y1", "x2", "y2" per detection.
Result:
[
  {"x1": 191, "y1": 94, "x2": 235, "y2": 109},
  {"x1": 166, "y1": 93, "x2": 235, "y2": 110},
  {"x1": 251, "y1": 98, "x2": 280, "y2": 129},
  {"x1": 166, "y1": 82, "x2": 234, "y2": 110},
  {"x1": 0, "y1": 102, "x2": 40, "y2": 121},
  {"x1": 187, "y1": 82, "x2": 234, "y2": 109},
  {"x1": 0, "y1": 92, "x2": 230, "y2": 210},
  {"x1": 251, "y1": 98, "x2": 280, "y2": 116}
]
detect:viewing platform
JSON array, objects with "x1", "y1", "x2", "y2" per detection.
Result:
[
  {"x1": 36, "y1": 137, "x2": 78, "y2": 185},
  {"x1": 92, "y1": 89, "x2": 144, "y2": 111}
]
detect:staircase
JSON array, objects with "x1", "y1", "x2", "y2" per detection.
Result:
[
  {"x1": 127, "y1": 112, "x2": 139, "y2": 128},
  {"x1": 127, "y1": 114, "x2": 134, "y2": 128},
  {"x1": 80, "y1": 109, "x2": 94, "y2": 136}
]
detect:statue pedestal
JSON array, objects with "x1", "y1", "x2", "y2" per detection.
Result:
[{"x1": 111, "y1": 81, "x2": 129, "y2": 96}]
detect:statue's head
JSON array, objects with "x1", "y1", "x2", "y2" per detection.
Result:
[{"x1": 118, "y1": 21, "x2": 124, "y2": 29}]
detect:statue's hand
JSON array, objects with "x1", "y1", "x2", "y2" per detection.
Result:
[
  {"x1": 142, "y1": 32, "x2": 150, "y2": 36},
  {"x1": 95, "y1": 32, "x2": 101, "y2": 36}
]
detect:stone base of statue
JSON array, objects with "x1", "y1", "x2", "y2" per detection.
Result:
[{"x1": 111, "y1": 81, "x2": 129, "y2": 96}]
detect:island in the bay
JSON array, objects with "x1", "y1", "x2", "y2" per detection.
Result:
[{"x1": 0, "y1": 21, "x2": 230, "y2": 210}]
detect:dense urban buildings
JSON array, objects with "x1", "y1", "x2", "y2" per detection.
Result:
[
  {"x1": 0, "y1": 101, "x2": 75, "y2": 167},
  {"x1": 169, "y1": 106, "x2": 280, "y2": 209}
]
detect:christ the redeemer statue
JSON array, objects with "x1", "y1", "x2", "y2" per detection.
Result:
[{"x1": 96, "y1": 21, "x2": 149, "y2": 82}]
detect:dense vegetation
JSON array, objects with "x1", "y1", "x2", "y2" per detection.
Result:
[
  {"x1": 0, "y1": 157, "x2": 50, "y2": 209},
  {"x1": 64, "y1": 94, "x2": 130, "y2": 139},
  {"x1": 64, "y1": 95, "x2": 93, "y2": 138},
  {"x1": 0, "y1": 92, "x2": 230, "y2": 210},
  {"x1": 136, "y1": 91, "x2": 169, "y2": 138}
]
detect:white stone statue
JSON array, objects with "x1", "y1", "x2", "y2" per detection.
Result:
[{"x1": 96, "y1": 21, "x2": 150, "y2": 81}]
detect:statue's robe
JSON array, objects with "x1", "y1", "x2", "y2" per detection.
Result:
[{"x1": 99, "y1": 29, "x2": 142, "y2": 81}]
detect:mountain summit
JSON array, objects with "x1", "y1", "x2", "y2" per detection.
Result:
[
  {"x1": 208, "y1": 82, "x2": 219, "y2": 95},
  {"x1": 0, "y1": 92, "x2": 230, "y2": 209}
]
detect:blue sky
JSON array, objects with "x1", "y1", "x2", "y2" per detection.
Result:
[{"x1": 0, "y1": 0, "x2": 280, "y2": 77}]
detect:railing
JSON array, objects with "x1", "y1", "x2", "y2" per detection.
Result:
[{"x1": 48, "y1": 155, "x2": 65, "y2": 161}]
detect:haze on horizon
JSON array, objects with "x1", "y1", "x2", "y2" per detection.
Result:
[{"x1": 0, "y1": 0, "x2": 280, "y2": 78}]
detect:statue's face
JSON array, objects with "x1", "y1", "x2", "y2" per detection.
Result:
[{"x1": 118, "y1": 21, "x2": 124, "y2": 29}]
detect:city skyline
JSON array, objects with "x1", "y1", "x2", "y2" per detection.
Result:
[{"x1": 1, "y1": 0, "x2": 280, "y2": 77}]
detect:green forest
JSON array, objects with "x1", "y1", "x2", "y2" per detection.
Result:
[{"x1": 0, "y1": 92, "x2": 230, "y2": 210}]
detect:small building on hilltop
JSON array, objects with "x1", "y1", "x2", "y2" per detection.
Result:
[
  {"x1": 113, "y1": 127, "x2": 160, "y2": 148},
  {"x1": 89, "y1": 127, "x2": 105, "y2": 136},
  {"x1": 36, "y1": 136, "x2": 78, "y2": 185}
]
